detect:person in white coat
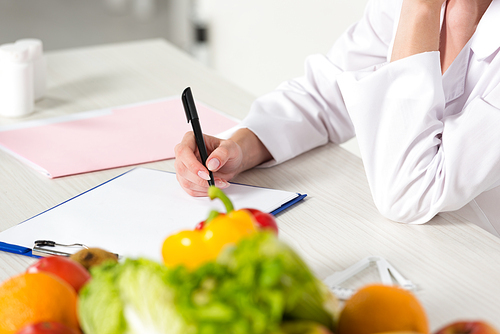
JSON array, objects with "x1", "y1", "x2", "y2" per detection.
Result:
[{"x1": 175, "y1": 0, "x2": 500, "y2": 237}]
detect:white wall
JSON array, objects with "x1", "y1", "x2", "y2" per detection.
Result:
[
  {"x1": 200, "y1": 0, "x2": 369, "y2": 157},
  {"x1": 202, "y1": 0, "x2": 369, "y2": 97}
]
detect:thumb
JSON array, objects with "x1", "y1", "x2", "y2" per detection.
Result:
[
  {"x1": 203, "y1": 135, "x2": 222, "y2": 172},
  {"x1": 206, "y1": 139, "x2": 236, "y2": 172},
  {"x1": 206, "y1": 153, "x2": 222, "y2": 172}
]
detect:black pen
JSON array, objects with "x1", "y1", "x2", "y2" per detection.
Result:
[{"x1": 181, "y1": 87, "x2": 215, "y2": 186}]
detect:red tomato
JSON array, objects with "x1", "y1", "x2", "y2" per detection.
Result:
[
  {"x1": 16, "y1": 321, "x2": 80, "y2": 334},
  {"x1": 26, "y1": 256, "x2": 91, "y2": 293}
]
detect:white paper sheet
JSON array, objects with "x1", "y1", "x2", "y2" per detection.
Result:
[{"x1": 0, "y1": 168, "x2": 303, "y2": 263}]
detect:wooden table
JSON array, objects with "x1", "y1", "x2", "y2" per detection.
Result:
[{"x1": 1, "y1": 39, "x2": 499, "y2": 330}]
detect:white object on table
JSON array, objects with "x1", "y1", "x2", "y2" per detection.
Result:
[
  {"x1": 15, "y1": 39, "x2": 46, "y2": 101},
  {"x1": 0, "y1": 44, "x2": 34, "y2": 118},
  {"x1": 323, "y1": 256, "x2": 417, "y2": 300}
]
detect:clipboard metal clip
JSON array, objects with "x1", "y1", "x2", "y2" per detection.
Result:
[
  {"x1": 32, "y1": 240, "x2": 89, "y2": 257},
  {"x1": 323, "y1": 256, "x2": 417, "y2": 300}
]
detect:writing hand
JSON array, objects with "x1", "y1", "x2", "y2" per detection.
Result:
[
  {"x1": 174, "y1": 128, "x2": 272, "y2": 196},
  {"x1": 174, "y1": 132, "x2": 243, "y2": 197}
]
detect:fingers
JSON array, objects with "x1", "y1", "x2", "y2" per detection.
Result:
[
  {"x1": 174, "y1": 132, "x2": 210, "y2": 196},
  {"x1": 175, "y1": 128, "x2": 270, "y2": 196},
  {"x1": 174, "y1": 132, "x2": 232, "y2": 196},
  {"x1": 174, "y1": 159, "x2": 209, "y2": 196}
]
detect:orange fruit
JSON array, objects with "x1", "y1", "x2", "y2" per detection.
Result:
[
  {"x1": 338, "y1": 284, "x2": 429, "y2": 334},
  {"x1": 0, "y1": 272, "x2": 79, "y2": 334}
]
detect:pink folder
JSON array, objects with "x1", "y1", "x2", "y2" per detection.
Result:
[{"x1": 0, "y1": 97, "x2": 238, "y2": 178}]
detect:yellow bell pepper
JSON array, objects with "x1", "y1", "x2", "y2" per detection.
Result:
[
  {"x1": 161, "y1": 230, "x2": 212, "y2": 269},
  {"x1": 202, "y1": 209, "x2": 257, "y2": 257},
  {"x1": 161, "y1": 186, "x2": 258, "y2": 269}
]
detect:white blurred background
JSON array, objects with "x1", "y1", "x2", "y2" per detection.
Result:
[{"x1": 0, "y1": 0, "x2": 368, "y2": 156}]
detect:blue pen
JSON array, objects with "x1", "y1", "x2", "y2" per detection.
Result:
[{"x1": 182, "y1": 87, "x2": 215, "y2": 186}]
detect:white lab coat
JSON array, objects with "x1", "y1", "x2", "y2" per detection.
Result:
[{"x1": 235, "y1": 0, "x2": 500, "y2": 236}]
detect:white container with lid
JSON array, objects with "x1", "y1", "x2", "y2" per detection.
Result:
[
  {"x1": 15, "y1": 38, "x2": 46, "y2": 101},
  {"x1": 0, "y1": 43, "x2": 34, "y2": 118}
]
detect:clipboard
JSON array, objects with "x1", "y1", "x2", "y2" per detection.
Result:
[{"x1": 0, "y1": 168, "x2": 306, "y2": 262}]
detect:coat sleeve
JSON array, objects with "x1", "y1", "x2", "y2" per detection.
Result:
[
  {"x1": 337, "y1": 51, "x2": 500, "y2": 224},
  {"x1": 234, "y1": 0, "x2": 399, "y2": 166}
]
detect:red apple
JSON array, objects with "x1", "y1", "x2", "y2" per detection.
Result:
[
  {"x1": 26, "y1": 256, "x2": 91, "y2": 293},
  {"x1": 16, "y1": 321, "x2": 80, "y2": 334},
  {"x1": 434, "y1": 321, "x2": 500, "y2": 334}
]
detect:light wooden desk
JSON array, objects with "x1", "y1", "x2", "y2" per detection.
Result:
[{"x1": 1, "y1": 39, "x2": 499, "y2": 330}]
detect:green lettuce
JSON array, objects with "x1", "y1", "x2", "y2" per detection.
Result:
[
  {"x1": 215, "y1": 232, "x2": 338, "y2": 330},
  {"x1": 78, "y1": 232, "x2": 339, "y2": 334},
  {"x1": 78, "y1": 261, "x2": 127, "y2": 334},
  {"x1": 78, "y1": 259, "x2": 192, "y2": 334}
]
